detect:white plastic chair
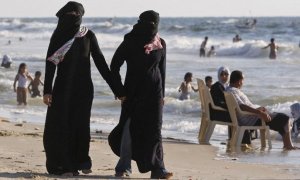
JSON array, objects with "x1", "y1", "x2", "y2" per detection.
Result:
[
  {"x1": 197, "y1": 78, "x2": 232, "y2": 144},
  {"x1": 224, "y1": 92, "x2": 272, "y2": 148}
]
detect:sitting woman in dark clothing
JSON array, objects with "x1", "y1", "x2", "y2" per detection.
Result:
[{"x1": 210, "y1": 66, "x2": 231, "y2": 122}]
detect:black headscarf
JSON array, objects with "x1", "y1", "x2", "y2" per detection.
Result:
[
  {"x1": 46, "y1": 1, "x2": 85, "y2": 58},
  {"x1": 126, "y1": 10, "x2": 160, "y2": 45}
]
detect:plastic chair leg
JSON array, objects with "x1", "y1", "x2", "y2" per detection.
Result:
[
  {"x1": 260, "y1": 129, "x2": 266, "y2": 148},
  {"x1": 236, "y1": 127, "x2": 245, "y2": 147},
  {"x1": 198, "y1": 118, "x2": 208, "y2": 143},
  {"x1": 204, "y1": 122, "x2": 215, "y2": 143}
]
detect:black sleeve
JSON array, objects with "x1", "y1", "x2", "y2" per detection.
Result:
[
  {"x1": 210, "y1": 83, "x2": 227, "y2": 109},
  {"x1": 110, "y1": 41, "x2": 127, "y2": 97},
  {"x1": 159, "y1": 38, "x2": 166, "y2": 97},
  {"x1": 43, "y1": 42, "x2": 56, "y2": 95},
  {"x1": 90, "y1": 31, "x2": 116, "y2": 95}
]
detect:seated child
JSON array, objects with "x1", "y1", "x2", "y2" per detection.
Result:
[
  {"x1": 178, "y1": 72, "x2": 198, "y2": 100},
  {"x1": 28, "y1": 71, "x2": 44, "y2": 98},
  {"x1": 205, "y1": 76, "x2": 213, "y2": 89}
]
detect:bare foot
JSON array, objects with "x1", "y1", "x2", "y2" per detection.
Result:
[
  {"x1": 284, "y1": 146, "x2": 300, "y2": 150},
  {"x1": 164, "y1": 172, "x2": 173, "y2": 179}
]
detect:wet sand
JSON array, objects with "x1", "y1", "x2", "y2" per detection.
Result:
[{"x1": 0, "y1": 118, "x2": 300, "y2": 179}]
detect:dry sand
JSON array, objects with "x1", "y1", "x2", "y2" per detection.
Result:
[{"x1": 0, "y1": 118, "x2": 300, "y2": 180}]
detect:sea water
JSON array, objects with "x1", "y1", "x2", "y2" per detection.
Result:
[{"x1": 0, "y1": 17, "x2": 300, "y2": 165}]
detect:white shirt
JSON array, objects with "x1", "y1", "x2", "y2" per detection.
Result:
[
  {"x1": 17, "y1": 74, "x2": 28, "y2": 88},
  {"x1": 226, "y1": 86, "x2": 259, "y2": 126}
]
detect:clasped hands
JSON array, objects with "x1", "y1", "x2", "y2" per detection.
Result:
[{"x1": 257, "y1": 106, "x2": 271, "y2": 122}]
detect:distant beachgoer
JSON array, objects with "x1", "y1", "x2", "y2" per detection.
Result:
[
  {"x1": 262, "y1": 38, "x2": 278, "y2": 59},
  {"x1": 7, "y1": 40, "x2": 11, "y2": 45},
  {"x1": 199, "y1": 36, "x2": 208, "y2": 57},
  {"x1": 178, "y1": 72, "x2": 198, "y2": 100},
  {"x1": 245, "y1": 19, "x2": 256, "y2": 27},
  {"x1": 1, "y1": 54, "x2": 13, "y2": 68},
  {"x1": 207, "y1": 46, "x2": 216, "y2": 57},
  {"x1": 205, "y1": 76, "x2": 213, "y2": 89},
  {"x1": 290, "y1": 103, "x2": 300, "y2": 139},
  {"x1": 19, "y1": 37, "x2": 23, "y2": 41},
  {"x1": 28, "y1": 71, "x2": 44, "y2": 98},
  {"x1": 226, "y1": 70, "x2": 297, "y2": 150},
  {"x1": 251, "y1": 19, "x2": 257, "y2": 27},
  {"x1": 233, "y1": 34, "x2": 242, "y2": 43},
  {"x1": 13, "y1": 63, "x2": 33, "y2": 105}
]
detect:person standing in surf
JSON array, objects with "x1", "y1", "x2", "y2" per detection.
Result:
[
  {"x1": 109, "y1": 10, "x2": 173, "y2": 179},
  {"x1": 262, "y1": 38, "x2": 278, "y2": 59},
  {"x1": 43, "y1": 1, "x2": 115, "y2": 176},
  {"x1": 199, "y1": 36, "x2": 208, "y2": 57}
]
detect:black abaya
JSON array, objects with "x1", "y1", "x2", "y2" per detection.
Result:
[
  {"x1": 109, "y1": 33, "x2": 166, "y2": 173},
  {"x1": 43, "y1": 30, "x2": 114, "y2": 174}
]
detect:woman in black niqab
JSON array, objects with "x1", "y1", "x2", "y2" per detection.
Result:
[
  {"x1": 109, "y1": 10, "x2": 173, "y2": 179},
  {"x1": 43, "y1": 1, "x2": 115, "y2": 176}
]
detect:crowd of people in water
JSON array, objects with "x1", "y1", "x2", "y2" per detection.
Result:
[
  {"x1": 1, "y1": 2, "x2": 300, "y2": 178},
  {"x1": 199, "y1": 34, "x2": 279, "y2": 60}
]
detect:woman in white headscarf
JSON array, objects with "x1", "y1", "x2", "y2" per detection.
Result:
[
  {"x1": 291, "y1": 103, "x2": 300, "y2": 138},
  {"x1": 210, "y1": 66, "x2": 230, "y2": 110},
  {"x1": 1, "y1": 54, "x2": 13, "y2": 68}
]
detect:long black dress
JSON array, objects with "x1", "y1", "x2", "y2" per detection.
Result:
[
  {"x1": 210, "y1": 81, "x2": 231, "y2": 122},
  {"x1": 108, "y1": 33, "x2": 166, "y2": 173},
  {"x1": 43, "y1": 30, "x2": 114, "y2": 174}
]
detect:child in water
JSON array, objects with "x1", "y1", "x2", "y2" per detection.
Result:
[
  {"x1": 178, "y1": 72, "x2": 198, "y2": 100},
  {"x1": 28, "y1": 71, "x2": 44, "y2": 98},
  {"x1": 13, "y1": 63, "x2": 33, "y2": 105}
]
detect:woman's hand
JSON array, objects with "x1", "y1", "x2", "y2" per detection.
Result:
[
  {"x1": 161, "y1": 98, "x2": 165, "y2": 106},
  {"x1": 118, "y1": 96, "x2": 127, "y2": 104},
  {"x1": 43, "y1": 94, "x2": 52, "y2": 107}
]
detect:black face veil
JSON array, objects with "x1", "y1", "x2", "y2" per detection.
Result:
[
  {"x1": 129, "y1": 10, "x2": 160, "y2": 44},
  {"x1": 47, "y1": 1, "x2": 85, "y2": 58}
]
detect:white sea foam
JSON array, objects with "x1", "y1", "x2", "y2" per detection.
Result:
[{"x1": 1, "y1": 17, "x2": 300, "y2": 145}]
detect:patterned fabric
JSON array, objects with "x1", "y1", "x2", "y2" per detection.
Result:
[
  {"x1": 47, "y1": 26, "x2": 88, "y2": 65},
  {"x1": 226, "y1": 86, "x2": 259, "y2": 126},
  {"x1": 144, "y1": 34, "x2": 163, "y2": 54}
]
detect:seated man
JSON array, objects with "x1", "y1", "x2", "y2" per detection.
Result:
[{"x1": 226, "y1": 70, "x2": 297, "y2": 150}]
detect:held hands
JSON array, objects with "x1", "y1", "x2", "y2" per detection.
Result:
[
  {"x1": 43, "y1": 94, "x2": 52, "y2": 107},
  {"x1": 118, "y1": 96, "x2": 127, "y2": 104}
]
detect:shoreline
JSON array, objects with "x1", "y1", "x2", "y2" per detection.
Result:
[{"x1": 1, "y1": 117, "x2": 300, "y2": 179}]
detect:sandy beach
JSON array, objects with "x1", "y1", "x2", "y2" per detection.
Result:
[{"x1": 0, "y1": 118, "x2": 300, "y2": 180}]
